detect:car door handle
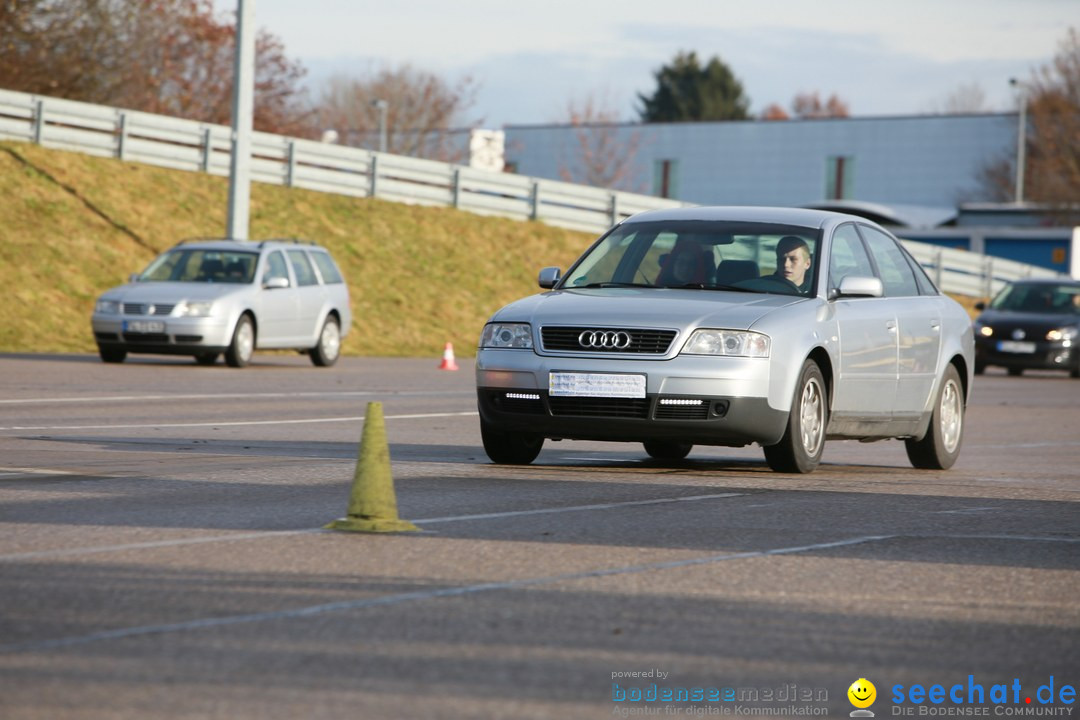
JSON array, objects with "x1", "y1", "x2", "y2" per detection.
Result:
[
  {"x1": 886, "y1": 320, "x2": 897, "y2": 332},
  {"x1": 930, "y1": 320, "x2": 941, "y2": 331}
]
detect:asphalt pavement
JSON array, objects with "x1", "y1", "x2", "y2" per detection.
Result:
[{"x1": 0, "y1": 353, "x2": 1077, "y2": 719}]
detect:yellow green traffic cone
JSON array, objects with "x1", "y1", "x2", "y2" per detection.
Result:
[{"x1": 325, "y1": 401, "x2": 418, "y2": 533}]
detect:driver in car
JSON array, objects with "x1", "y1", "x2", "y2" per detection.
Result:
[{"x1": 773, "y1": 235, "x2": 812, "y2": 293}]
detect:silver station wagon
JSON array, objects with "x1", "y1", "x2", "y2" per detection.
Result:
[
  {"x1": 476, "y1": 207, "x2": 974, "y2": 473},
  {"x1": 91, "y1": 239, "x2": 351, "y2": 368}
]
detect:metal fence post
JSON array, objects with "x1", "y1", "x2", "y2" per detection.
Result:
[
  {"x1": 983, "y1": 257, "x2": 994, "y2": 298},
  {"x1": 369, "y1": 154, "x2": 379, "y2": 198},
  {"x1": 452, "y1": 167, "x2": 462, "y2": 208},
  {"x1": 286, "y1": 140, "x2": 296, "y2": 187},
  {"x1": 33, "y1": 99, "x2": 45, "y2": 145},
  {"x1": 530, "y1": 180, "x2": 540, "y2": 220},
  {"x1": 934, "y1": 248, "x2": 943, "y2": 289},
  {"x1": 117, "y1": 112, "x2": 128, "y2": 161},
  {"x1": 201, "y1": 128, "x2": 213, "y2": 173},
  {"x1": 609, "y1": 192, "x2": 619, "y2": 227}
]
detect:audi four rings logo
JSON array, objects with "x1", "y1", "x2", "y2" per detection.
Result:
[{"x1": 578, "y1": 330, "x2": 632, "y2": 349}]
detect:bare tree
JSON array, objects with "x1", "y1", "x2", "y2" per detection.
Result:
[
  {"x1": 315, "y1": 65, "x2": 478, "y2": 161},
  {"x1": 978, "y1": 27, "x2": 1080, "y2": 221},
  {"x1": 760, "y1": 103, "x2": 790, "y2": 121},
  {"x1": 791, "y1": 91, "x2": 850, "y2": 119},
  {"x1": 930, "y1": 82, "x2": 989, "y2": 114},
  {"x1": 0, "y1": 0, "x2": 313, "y2": 136},
  {"x1": 557, "y1": 93, "x2": 645, "y2": 192}
]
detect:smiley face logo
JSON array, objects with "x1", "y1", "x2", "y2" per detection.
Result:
[{"x1": 848, "y1": 678, "x2": 877, "y2": 709}]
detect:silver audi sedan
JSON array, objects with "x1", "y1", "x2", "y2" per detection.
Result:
[{"x1": 476, "y1": 207, "x2": 974, "y2": 473}]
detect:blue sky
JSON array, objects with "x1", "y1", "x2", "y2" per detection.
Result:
[{"x1": 217, "y1": 0, "x2": 1075, "y2": 127}]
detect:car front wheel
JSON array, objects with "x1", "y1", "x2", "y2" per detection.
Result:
[
  {"x1": 643, "y1": 441, "x2": 692, "y2": 461},
  {"x1": 480, "y1": 418, "x2": 543, "y2": 465},
  {"x1": 224, "y1": 315, "x2": 255, "y2": 368},
  {"x1": 905, "y1": 364, "x2": 964, "y2": 470},
  {"x1": 310, "y1": 316, "x2": 341, "y2": 367},
  {"x1": 764, "y1": 359, "x2": 827, "y2": 474},
  {"x1": 98, "y1": 346, "x2": 127, "y2": 364}
]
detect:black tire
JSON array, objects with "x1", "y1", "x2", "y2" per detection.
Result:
[
  {"x1": 764, "y1": 360, "x2": 827, "y2": 474},
  {"x1": 643, "y1": 441, "x2": 692, "y2": 461},
  {"x1": 224, "y1": 315, "x2": 255, "y2": 368},
  {"x1": 905, "y1": 364, "x2": 965, "y2": 470},
  {"x1": 1007, "y1": 367, "x2": 1023, "y2": 376},
  {"x1": 98, "y1": 346, "x2": 126, "y2": 364},
  {"x1": 194, "y1": 352, "x2": 219, "y2": 366},
  {"x1": 974, "y1": 362, "x2": 986, "y2": 376},
  {"x1": 480, "y1": 418, "x2": 543, "y2": 465},
  {"x1": 310, "y1": 316, "x2": 341, "y2": 367}
]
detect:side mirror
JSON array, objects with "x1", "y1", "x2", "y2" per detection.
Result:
[
  {"x1": 129, "y1": 273, "x2": 141, "y2": 283},
  {"x1": 263, "y1": 276, "x2": 290, "y2": 290},
  {"x1": 538, "y1": 266, "x2": 562, "y2": 289},
  {"x1": 836, "y1": 276, "x2": 884, "y2": 298},
  {"x1": 974, "y1": 301, "x2": 986, "y2": 311}
]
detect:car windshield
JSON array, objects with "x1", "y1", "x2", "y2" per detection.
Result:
[
  {"x1": 989, "y1": 282, "x2": 1080, "y2": 315},
  {"x1": 138, "y1": 249, "x2": 259, "y2": 284},
  {"x1": 560, "y1": 220, "x2": 821, "y2": 297}
]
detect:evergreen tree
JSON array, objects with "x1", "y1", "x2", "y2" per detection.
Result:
[{"x1": 637, "y1": 51, "x2": 750, "y2": 122}]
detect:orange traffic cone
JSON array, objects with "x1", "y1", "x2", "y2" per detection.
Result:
[{"x1": 438, "y1": 342, "x2": 459, "y2": 371}]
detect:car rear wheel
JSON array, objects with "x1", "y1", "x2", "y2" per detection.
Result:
[
  {"x1": 194, "y1": 353, "x2": 219, "y2": 366},
  {"x1": 310, "y1": 316, "x2": 341, "y2": 367},
  {"x1": 224, "y1": 315, "x2": 255, "y2": 368},
  {"x1": 764, "y1": 359, "x2": 827, "y2": 474},
  {"x1": 905, "y1": 363, "x2": 964, "y2": 470},
  {"x1": 643, "y1": 441, "x2": 692, "y2": 461},
  {"x1": 480, "y1": 418, "x2": 543, "y2": 465},
  {"x1": 98, "y1": 346, "x2": 126, "y2": 364},
  {"x1": 1007, "y1": 367, "x2": 1023, "y2": 376}
]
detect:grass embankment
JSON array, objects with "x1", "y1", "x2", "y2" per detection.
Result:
[{"x1": 0, "y1": 140, "x2": 593, "y2": 357}]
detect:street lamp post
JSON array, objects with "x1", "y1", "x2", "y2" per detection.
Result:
[
  {"x1": 372, "y1": 99, "x2": 388, "y2": 153},
  {"x1": 1009, "y1": 77, "x2": 1027, "y2": 205}
]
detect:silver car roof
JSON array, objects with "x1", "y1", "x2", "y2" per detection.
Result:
[{"x1": 622, "y1": 205, "x2": 871, "y2": 229}]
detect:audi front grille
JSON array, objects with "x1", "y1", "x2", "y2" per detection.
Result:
[{"x1": 541, "y1": 326, "x2": 678, "y2": 354}]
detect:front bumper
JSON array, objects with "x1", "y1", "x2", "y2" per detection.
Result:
[
  {"x1": 475, "y1": 349, "x2": 788, "y2": 446},
  {"x1": 975, "y1": 337, "x2": 1079, "y2": 372},
  {"x1": 92, "y1": 314, "x2": 234, "y2": 356}
]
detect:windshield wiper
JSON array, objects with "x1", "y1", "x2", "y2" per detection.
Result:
[
  {"x1": 575, "y1": 282, "x2": 655, "y2": 289},
  {"x1": 666, "y1": 283, "x2": 764, "y2": 293}
]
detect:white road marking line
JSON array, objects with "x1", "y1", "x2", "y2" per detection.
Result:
[
  {"x1": 0, "y1": 467, "x2": 74, "y2": 476},
  {"x1": 0, "y1": 411, "x2": 478, "y2": 432},
  {"x1": 417, "y1": 493, "x2": 747, "y2": 524},
  {"x1": 0, "y1": 535, "x2": 894, "y2": 653},
  {"x1": 0, "y1": 493, "x2": 746, "y2": 562},
  {"x1": 0, "y1": 390, "x2": 472, "y2": 405}
]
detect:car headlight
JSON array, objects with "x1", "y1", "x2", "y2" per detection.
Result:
[
  {"x1": 681, "y1": 329, "x2": 770, "y2": 357},
  {"x1": 1046, "y1": 326, "x2": 1079, "y2": 342},
  {"x1": 975, "y1": 323, "x2": 993, "y2": 337},
  {"x1": 177, "y1": 301, "x2": 215, "y2": 317},
  {"x1": 95, "y1": 299, "x2": 120, "y2": 314},
  {"x1": 480, "y1": 323, "x2": 533, "y2": 349}
]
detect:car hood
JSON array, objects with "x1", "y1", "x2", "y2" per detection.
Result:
[
  {"x1": 975, "y1": 309, "x2": 1080, "y2": 331},
  {"x1": 491, "y1": 288, "x2": 805, "y2": 331},
  {"x1": 100, "y1": 282, "x2": 251, "y2": 302}
]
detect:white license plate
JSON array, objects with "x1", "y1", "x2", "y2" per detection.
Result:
[
  {"x1": 123, "y1": 320, "x2": 165, "y2": 333},
  {"x1": 997, "y1": 340, "x2": 1036, "y2": 354},
  {"x1": 549, "y1": 372, "x2": 646, "y2": 398}
]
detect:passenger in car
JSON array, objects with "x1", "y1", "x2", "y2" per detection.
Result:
[{"x1": 773, "y1": 236, "x2": 812, "y2": 292}]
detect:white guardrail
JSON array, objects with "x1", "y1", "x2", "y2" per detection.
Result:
[{"x1": 0, "y1": 88, "x2": 1063, "y2": 296}]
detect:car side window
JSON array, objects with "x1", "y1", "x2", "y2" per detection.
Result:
[
  {"x1": 263, "y1": 251, "x2": 290, "y2": 285},
  {"x1": 287, "y1": 249, "x2": 318, "y2": 287},
  {"x1": 859, "y1": 226, "x2": 919, "y2": 297},
  {"x1": 310, "y1": 251, "x2": 344, "y2": 284},
  {"x1": 828, "y1": 224, "x2": 875, "y2": 296}
]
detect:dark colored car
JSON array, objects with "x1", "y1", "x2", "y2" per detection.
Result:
[{"x1": 973, "y1": 279, "x2": 1080, "y2": 377}]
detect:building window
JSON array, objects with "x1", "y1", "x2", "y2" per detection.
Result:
[
  {"x1": 653, "y1": 159, "x2": 679, "y2": 199},
  {"x1": 825, "y1": 156, "x2": 854, "y2": 200}
]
